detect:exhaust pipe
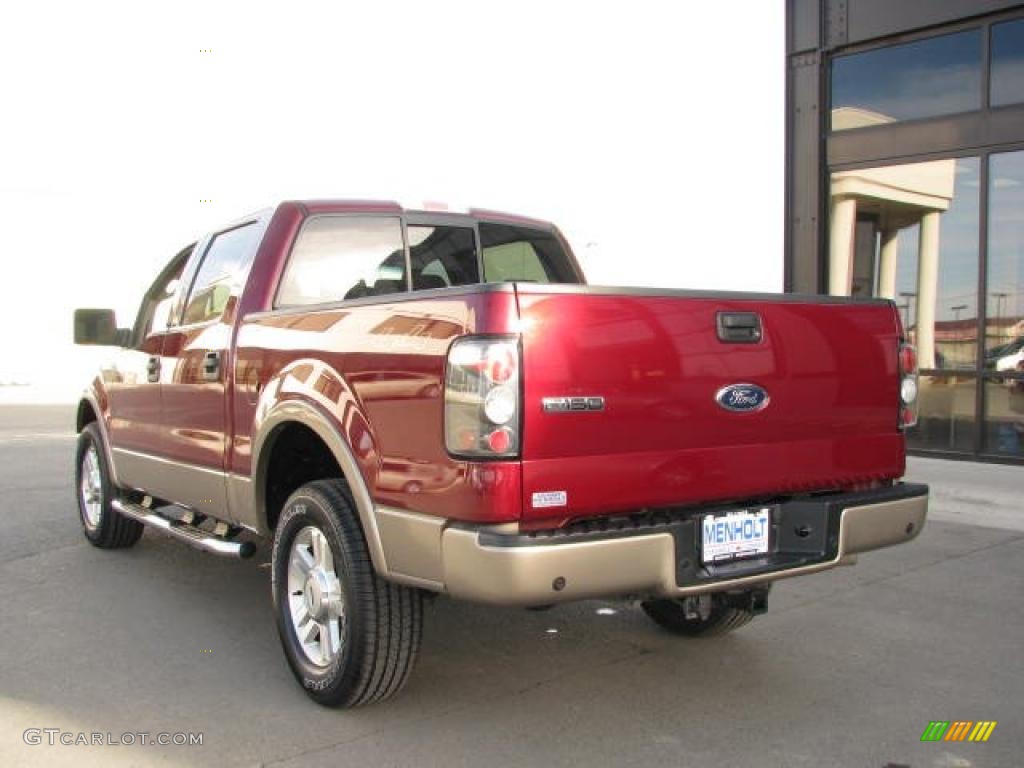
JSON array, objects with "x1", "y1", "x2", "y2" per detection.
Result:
[{"x1": 112, "y1": 499, "x2": 256, "y2": 559}]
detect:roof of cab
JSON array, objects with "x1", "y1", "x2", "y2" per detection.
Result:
[{"x1": 280, "y1": 199, "x2": 556, "y2": 230}]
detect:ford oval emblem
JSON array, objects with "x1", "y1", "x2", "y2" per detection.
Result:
[{"x1": 715, "y1": 383, "x2": 770, "y2": 413}]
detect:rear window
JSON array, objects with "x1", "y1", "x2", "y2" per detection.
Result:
[
  {"x1": 479, "y1": 223, "x2": 578, "y2": 283},
  {"x1": 408, "y1": 225, "x2": 479, "y2": 290}
]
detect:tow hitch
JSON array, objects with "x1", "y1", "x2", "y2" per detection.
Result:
[{"x1": 723, "y1": 587, "x2": 770, "y2": 615}]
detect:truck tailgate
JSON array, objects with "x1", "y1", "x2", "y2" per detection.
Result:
[{"x1": 517, "y1": 286, "x2": 904, "y2": 523}]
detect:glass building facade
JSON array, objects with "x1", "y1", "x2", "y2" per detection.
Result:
[{"x1": 786, "y1": 1, "x2": 1024, "y2": 462}]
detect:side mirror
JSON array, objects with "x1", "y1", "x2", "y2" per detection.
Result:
[{"x1": 74, "y1": 309, "x2": 130, "y2": 346}]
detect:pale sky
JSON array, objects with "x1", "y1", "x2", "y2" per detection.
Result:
[{"x1": 0, "y1": 0, "x2": 784, "y2": 401}]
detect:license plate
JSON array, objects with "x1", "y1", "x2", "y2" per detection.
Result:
[{"x1": 701, "y1": 508, "x2": 772, "y2": 563}]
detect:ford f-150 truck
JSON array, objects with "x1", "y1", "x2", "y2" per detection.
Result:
[{"x1": 73, "y1": 200, "x2": 928, "y2": 707}]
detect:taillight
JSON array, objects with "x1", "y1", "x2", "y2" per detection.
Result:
[
  {"x1": 899, "y1": 345, "x2": 917, "y2": 375},
  {"x1": 899, "y1": 342, "x2": 919, "y2": 429},
  {"x1": 445, "y1": 336, "x2": 520, "y2": 458}
]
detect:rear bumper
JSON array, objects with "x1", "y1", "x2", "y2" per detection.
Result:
[{"x1": 439, "y1": 483, "x2": 928, "y2": 606}]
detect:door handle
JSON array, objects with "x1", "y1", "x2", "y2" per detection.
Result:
[
  {"x1": 202, "y1": 351, "x2": 221, "y2": 382},
  {"x1": 716, "y1": 312, "x2": 762, "y2": 343},
  {"x1": 146, "y1": 356, "x2": 161, "y2": 383}
]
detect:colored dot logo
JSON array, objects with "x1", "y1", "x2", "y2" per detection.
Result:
[{"x1": 921, "y1": 720, "x2": 997, "y2": 743}]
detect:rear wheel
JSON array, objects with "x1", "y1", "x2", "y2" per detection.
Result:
[
  {"x1": 641, "y1": 591, "x2": 762, "y2": 637},
  {"x1": 271, "y1": 479, "x2": 423, "y2": 707},
  {"x1": 75, "y1": 424, "x2": 144, "y2": 549}
]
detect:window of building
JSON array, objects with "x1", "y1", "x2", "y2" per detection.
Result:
[
  {"x1": 182, "y1": 224, "x2": 260, "y2": 325},
  {"x1": 830, "y1": 30, "x2": 982, "y2": 131},
  {"x1": 983, "y1": 149, "x2": 1024, "y2": 456},
  {"x1": 830, "y1": 158, "x2": 980, "y2": 364},
  {"x1": 986, "y1": 150, "x2": 1024, "y2": 357},
  {"x1": 408, "y1": 225, "x2": 479, "y2": 290},
  {"x1": 829, "y1": 156, "x2": 981, "y2": 453},
  {"x1": 908, "y1": 374, "x2": 978, "y2": 454},
  {"x1": 276, "y1": 216, "x2": 406, "y2": 307},
  {"x1": 984, "y1": 375, "x2": 1024, "y2": 456},
  {"x1": 991, "y1": 19, "x2": 1024, "y2": 107},
  {"x1": 479, "y1": 223, "x2": 579, "y2": 283}
]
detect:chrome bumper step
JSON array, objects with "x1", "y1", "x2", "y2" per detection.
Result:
[{"x1": 111, "y1": 499, "x2": 256, "y2": 559}]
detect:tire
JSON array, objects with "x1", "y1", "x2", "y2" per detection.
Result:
[
  {"x1": 271, "y1": 479, "x2": 423, "y2": 707},
  {"x1": 641, "y1": 592, "x2": 757, "y2": 638},
  {"x1": 75, "y1": 424, "x2": 144, "y2": 549}
]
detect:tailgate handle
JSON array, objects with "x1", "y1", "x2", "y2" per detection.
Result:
[{"x1": 716, "y1": 312, "x2": 762, "y2": 343}]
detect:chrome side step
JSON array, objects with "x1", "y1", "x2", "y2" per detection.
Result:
[{"x1": 111, "y1": 499, "x2": 256, "y2": 559}]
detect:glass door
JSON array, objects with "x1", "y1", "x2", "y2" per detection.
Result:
[
  {"x1": 983, "y1": 149, "x2": 1024, "y2": 457},
  {"x1": 829, "y1": 156, "x2": 981, "y2": 454}
]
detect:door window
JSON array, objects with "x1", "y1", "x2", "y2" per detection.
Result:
[
  {"x1": 182, "y1": 223, "x2": 260, "y2": 324},
  {"x1": 276, "y1": 217, "x2": 406, "y2": 306},
  {"x1": 132, "y1": 247, "x2": 191, "y2": 343}
]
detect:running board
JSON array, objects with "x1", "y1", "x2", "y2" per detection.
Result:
[{"x1": 111, "y1": 499, "x2": 256, "y2": 559}]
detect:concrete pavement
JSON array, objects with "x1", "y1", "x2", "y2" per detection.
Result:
[{"x1": 0, "y1": 405, "x2": 1020, "y2": 767}]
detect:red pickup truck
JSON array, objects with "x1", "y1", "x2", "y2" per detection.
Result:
[{"x1": 73, "y1": 200, "x2": 928, "y2": 707}]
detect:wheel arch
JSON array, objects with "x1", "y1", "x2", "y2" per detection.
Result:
[
  {"x1": 76, "y1": 398, "x2": 97, "y2": 432},
  {"x1": 76, "y1": 392, "x2": 121, "y2": 487},
  {"x1": 252, "y1": 399, "x2": 388, "y2": 574}
]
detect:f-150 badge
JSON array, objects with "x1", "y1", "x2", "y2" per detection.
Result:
[
  {"x1": 542, "y1": 396, "x2": 605, "y2": 412},
  {"x1": 715, "y1": 384, "x2": 769, "y2": 412}
]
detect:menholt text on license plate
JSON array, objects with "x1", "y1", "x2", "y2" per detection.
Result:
[{"x1": 701, "y1": 508, "x2": 772, "y2": 563}]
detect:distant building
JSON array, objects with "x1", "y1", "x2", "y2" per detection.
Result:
[{"x1": 786, "y1": 0, "x2": 1024, "y2": 462}]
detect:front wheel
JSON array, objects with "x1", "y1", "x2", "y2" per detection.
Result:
[
  {"x1": 75, "y1": 424, "x2": 144, "y2": 549},
  {"x1": 271, "y1": 479, "x2": 423, "y2": 707},
  {"x1": 641, "y1": 590, "x2": 763, "y2": 637}
]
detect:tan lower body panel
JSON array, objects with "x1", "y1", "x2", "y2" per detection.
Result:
[
  {"x1": 375, "y1": 506, "x2": 445, "y2": 590},
  {"x1": 441, "y1": 529, "x2": 677, "y2": 604},
  {"x1": 226, "y1": 473, "x2": 256, "y2": 531},
  {"x1": 840, "y1": 495, "x2": 926, "y2": 554},
  {"x1": 111, "y1": 448, "x2": 232, "y2": 522},
  {"x1": 387, "y1": 492, "x2": 929, "y2": 606}
]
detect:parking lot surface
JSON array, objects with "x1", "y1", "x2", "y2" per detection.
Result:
[{"x1": 0, "y1": 405, "x2": 1020, "y2": 767}]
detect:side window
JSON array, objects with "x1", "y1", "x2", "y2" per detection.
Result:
[
  {"x1": 149, "y1": 276, "x2": 182, "y2": 334},
  {"x1": 276, "y1": 216, "x2": 406, "y2": 306},
  {"x1": 479, "y1": 223, "x2": 579, "y2": 283},
  {"x1": 408, "y1": 225, "x2": 479, "y2": 290},
  {"x1": 133, "y1": 247, "x2": 191, "y2": 343},
  {"x1": 181, "y1": 223, "x2": 260, "y2": 325},
  {"x1": 481, "y1": 241, "x2": 548, "y2": 282}
]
